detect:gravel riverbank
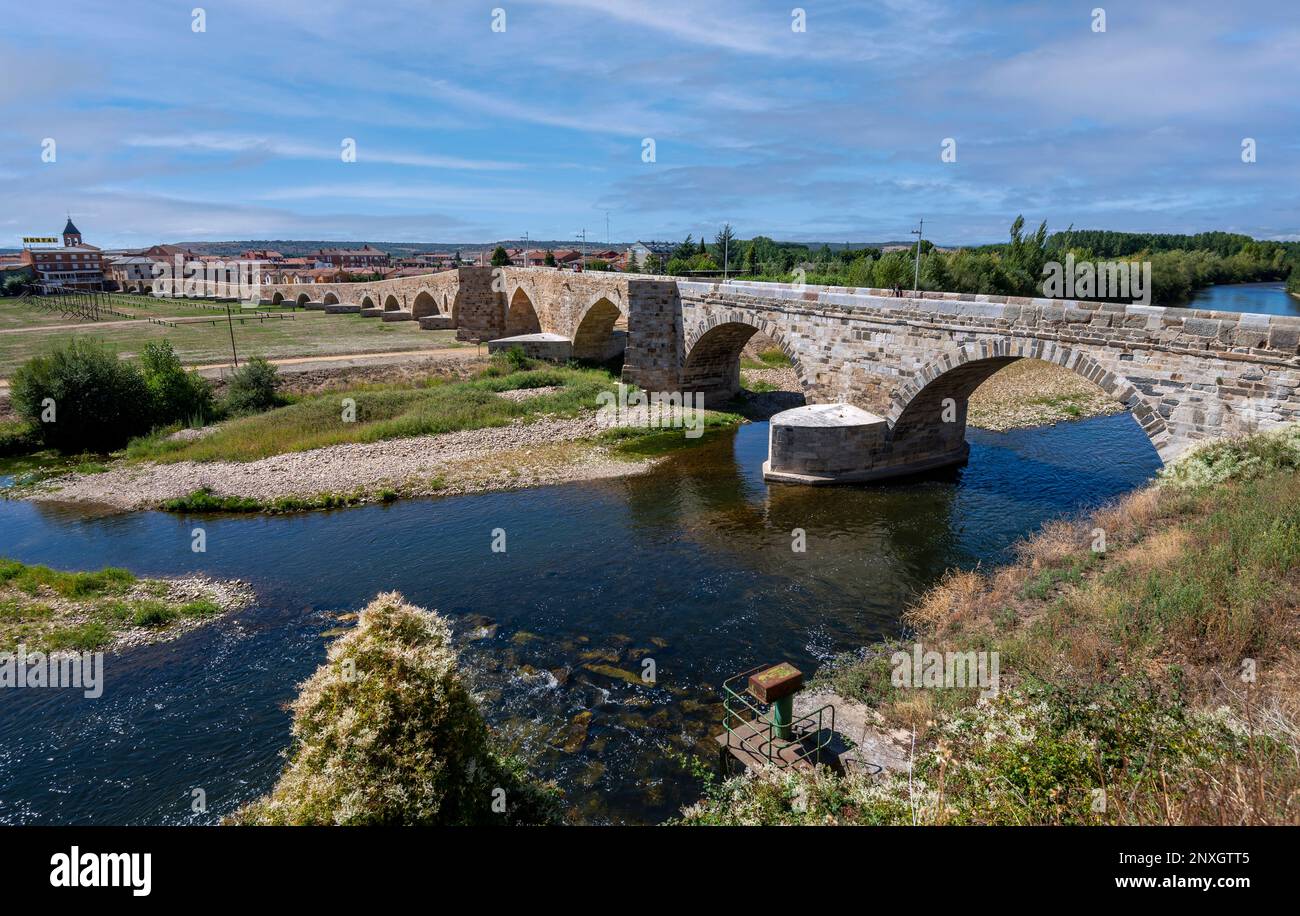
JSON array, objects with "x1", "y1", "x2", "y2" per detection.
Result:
[{"x1": 23, "y1": 412, "x2": 658, "y2": 512}]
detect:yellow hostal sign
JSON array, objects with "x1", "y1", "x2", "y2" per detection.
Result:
[{"x1": 22, "y1": 237, "x2": 58, "y2": 245}]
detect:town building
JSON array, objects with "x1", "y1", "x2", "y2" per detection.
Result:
[
  {"x1": 314, "y1": 245, "x2": 390, "y2": 269},
  {"x1": 105, "y1": 256, "x2": 157, "y2": 291},
  {"x1": 626, "y1": 241, "x2": 676, "y2": 268},
  {"x1": 20, "y1": 218, "x2": 105, "y2": 290},
  {"x1": 241, "y1": 249, "x2": 285, "y2": 263}
]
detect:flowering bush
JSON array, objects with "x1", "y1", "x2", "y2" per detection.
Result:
[{"x1": 230, "y1": 591, "x2": 559, "y2": 825}]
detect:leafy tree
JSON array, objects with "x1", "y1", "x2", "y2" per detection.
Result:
[
  {"x1": 688, "y1": 253, "x2": 719, "y2": 272},
  {"x1": 223, "y1": 356, "x2": 282, "y2": 415},
  {"x1": 873, "y1": 252, "x2": 913, "y2": 289},
  {"x1": 714, "y1": 224, "x2": 736, "y2": 269},
  {"x1": 11, "y1": 339, "x2": 152, "y2": 453},
  {"x1": 140, "y1": 340, "x2": 214, "y2": 426},
  {"x1": 3, "y1": 271, "x2": 33, "y2": 296},
  {"x1": 645, "y1": 253, "x2": 664, "y2": 274},
  {"x1": 490, "y1": 246, "x2": 511, "y2": 268},
  {"x1": 673, "y1": 235, "x2": 696, "y2": 261},
  {"x1": 543, "y1": 249, "x2": 557, "y2": 267},
  {"x1": 919, "y1": 251, "x2": 952, "y2": 291}
]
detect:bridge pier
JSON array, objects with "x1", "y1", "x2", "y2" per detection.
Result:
[{"x1": 763, "y1": 403, "x2": 970, "y2": 485}]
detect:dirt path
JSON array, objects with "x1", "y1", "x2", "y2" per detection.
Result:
[{"x1": 190, "y1": 346, "x2": 479, "y2": 376}]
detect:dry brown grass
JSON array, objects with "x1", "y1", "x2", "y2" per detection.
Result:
[
  {"x1": 903, "y1": 568, "x2": 987, "y2": 634},
  {"x1": 1015, "y1": 518, "x2": 1083, "y2": 569}
]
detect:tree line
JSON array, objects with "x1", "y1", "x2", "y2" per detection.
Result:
[{"x1": 622, "y1": 219, "x2": 1300, "y2": 307}]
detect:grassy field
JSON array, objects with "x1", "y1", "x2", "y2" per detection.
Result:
[
  {"x1": 682, "y1": 426, "x2": 1300, "y2": 826},
  {"x1": 0, "y1": 294, "x2": 261, "y2": 329},
  {"x1": 0, "y1": 298, "x2": 459, "y2": 377},
  {"x1": 127, "y1": 364, "x2": 622, "y2": 463},
  {"x1": 0, "y1": 557, "x2": 230, "y2": 652}
]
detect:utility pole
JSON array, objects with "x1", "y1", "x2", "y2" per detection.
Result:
[
  {"x1": 522, "y1": 232, "x2": 529, "y2": 266},
  {"x1": 723, "y1": 227, "x2": 730, "y2": 283},
  {"x1": 911, "y1": 217, "x2": 924, "y2": 293},
  {"x1": 223, "y1": 297, "x2": 239, "y2": 368},
  {"x1": 577, "y1": 229, "x2": 586, "y2": 269}
]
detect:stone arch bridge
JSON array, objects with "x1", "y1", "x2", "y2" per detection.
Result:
[{"x1": 258, "y1": 267, "x2": 1300, "y2": 483}]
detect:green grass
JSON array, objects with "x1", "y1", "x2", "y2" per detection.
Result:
[
  {"x1": 0, "y1": 558, "x2": 135, "y2": 599},
  {"x1": 0, "y1": 557, "x2": 236, "y2": 651},
  {"x1": 599, "y1": 412, "x2": 744, "y2": 459},
  {"x1": 0, "y1": 300, "x2": 458, "y2": 378},
  {"x1": 129, "y1": 364, "x2": 622, "y2": 463},
  {"x1": 43, "y1": 621, "x2": 114, "y2": 651},
  {"x1": 159, "y1": 487, "x2": 395, "y2": 514},
  {"x1": 683, "y1": 428, "x2": 1300, "y2": 826},
  {"x1": 0, "y1": 420, "x2": 41, "y2": 458}
]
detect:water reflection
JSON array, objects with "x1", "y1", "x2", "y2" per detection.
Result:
[{"x1": 0, "y1": 412, "x2": 1160, "y2": 825}]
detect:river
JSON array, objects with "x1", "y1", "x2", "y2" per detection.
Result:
[
  {"x1": 1185, "y1": 280, "x2": 1299, "y2": 316},
  {"x1": 0, "y1": 412, "x2": 1164, "y2": 824}
]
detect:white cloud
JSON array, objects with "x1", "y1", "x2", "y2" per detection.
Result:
[{"x1": 123, "y1": 134, "x2": 522, "y2": 171}]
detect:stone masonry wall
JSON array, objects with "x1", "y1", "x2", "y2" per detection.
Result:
[
  {"x1": 256, "y1": 270, "x2": 1300, "y2": 463},
  {"x1": 674, "y1": 280, "x2": 1300, "y2": 461}
]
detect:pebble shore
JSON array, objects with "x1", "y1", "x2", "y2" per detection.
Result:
[{"x1": 26, "y1": 413, "x2": 656, "y2": 512}]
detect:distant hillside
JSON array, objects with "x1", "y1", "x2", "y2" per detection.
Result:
[{"x1": 170, "y1": 239, "x2": 632, "y2": 257}]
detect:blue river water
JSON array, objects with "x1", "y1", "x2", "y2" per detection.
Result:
[
  {"x1": 0, "y1": 413, "x2": 1162, "y2": 824},
  {"x1": 1185, "y1": 280, "x2": 1299, "y2": 316}
]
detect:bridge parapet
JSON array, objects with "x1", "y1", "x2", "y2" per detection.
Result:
[{"x1": 677, "y1": 280, "x2": 1300, "y2": 362}]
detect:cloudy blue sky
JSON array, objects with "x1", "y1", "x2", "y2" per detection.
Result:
[{"x1": 2, "y1": 0, "x2": 1297, "y2": 248}]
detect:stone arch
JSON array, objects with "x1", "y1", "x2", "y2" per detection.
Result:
[
  {"x1": 887, "y1": 339, "x2": 1169, "y2": 458},
  {"x1": 361, "y1": 295, "x2": 376, "y2": 309},
  {"x1": 412, "y1": 289, "x2": 440, "y2": 318},
  {"x1": 682, "y1": 313, "x2": 809, "y2": 405},
  {"x1": 383, "y1": 294, "x2": 401, "y2": 312},
  {"x1": 505, "y1": 287, "x2": 542, "y2": 336},
  {"x1": 322, "y1": 291, "x2": 340, "y2": 305},
  {"x1": 295, "y1": 292, "x2": 311, "y2": 306},
  {"x1": 572, "y1": 295, "x2": 626, "y2": 362},
  {"x1": 272, "y1": 291, "x2": 285, "y2": 304}
]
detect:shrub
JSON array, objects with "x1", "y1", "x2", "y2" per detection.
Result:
[
  {"x1": 0, "y1": 421, "x2": 40, "y2": 458},
  {"x1": 140, "y1": 341, "x2": 215, "y2": 426},
  {"x1": 1158, "y1": 424, "x2": 1300, "y2": 490},
  {"x1": 222, "y1": 356, "x2": 282, "y2": 415},
  {"x1": 228, "y1": 591, "x2": 560, "y2": 825},
  {"x1": 131, "y1": 601, "x2": 178, "y2": 627},
  {"x1": 499, "y1": 345, "x2": 530, "y2": 373},
  {"x1": 10, "y1": 339, "x2": 152, "y2": 453}
]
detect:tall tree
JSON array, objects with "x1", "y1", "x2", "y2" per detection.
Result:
[
  {"x1": 490, "y1": 245, "x2": 511, "y2": 268},
  {"x1": 714, "y1": 224, "x2": 736, "y2": 270}
]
